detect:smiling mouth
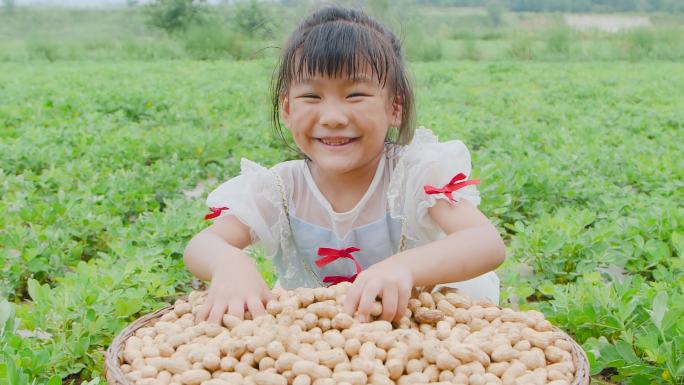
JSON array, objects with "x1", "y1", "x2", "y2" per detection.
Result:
[{"x1": 316, "y1": 137, "x2": 358, "y2": 146}]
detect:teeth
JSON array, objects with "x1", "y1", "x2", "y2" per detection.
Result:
[{"x1": 320, "y1": 138, "x2": 353, "y2": 145}]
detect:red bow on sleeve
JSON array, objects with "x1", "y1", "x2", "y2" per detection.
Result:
[
  {"x1": 204, "y1": 207, "x2": 229, "y2": 220},
  {"x1": 315, "y1": 247, "x2": 362, "y2": 286},
  {"x1": 423, "y1": 173, "x2": 480, "y2": 204}
]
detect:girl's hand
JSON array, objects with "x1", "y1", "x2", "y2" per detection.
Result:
[
  {"x1": 196, "y1": 259, "x2": 273, "y2": 324},
  {"x1": 342, "y1": 260, "x2": 413, "y2": 323}
]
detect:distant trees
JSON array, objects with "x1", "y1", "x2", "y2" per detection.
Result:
[
  {"x1": 144, "y1": 0, "x2": 275, "y2": 38},
  {"x1": 507, "y1": 0, "x2": 683, "y2": 12},
  {"x1": 485, "y1": 0, "x2": 504, "y2": 26},
  {"x1": 145, "y1": 0, "x2": 208, "y2": 34},
  {"x1": 233, "y1": 0, "x2": 274, "y2": 39},
  {"x1": 3, "y1": 0, "x2": 16, "y2": 13},
  {"x1": 414, "y1": 0, "x2": 683, "y2": 12}
]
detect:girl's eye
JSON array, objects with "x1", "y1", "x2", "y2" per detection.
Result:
[
  {"x1": 299, "y1": 94, "x2": 320, "y2": 99},
  {"x1": 347, "y1": 93, "x2": 369, "y2": 99}
]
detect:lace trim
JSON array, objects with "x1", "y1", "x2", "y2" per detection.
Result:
[
  {"x1": 387, "y1": 127, "x2": 439, "y2": 243},
  {"x1": 239, "y1": 159, "x2": 298, "y2": 282}
]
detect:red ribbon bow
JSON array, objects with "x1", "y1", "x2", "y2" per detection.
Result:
[
  {"x1": 423, "y1": 173, "x2": 481, "y2": 204},
  {"x1": 322, "y1": 274, "x2": 359, "y2": 285},
  {"x1": 315, "y1": 247, "x2": 362, "y2": 286},
  {"x1": 204, "y1": 207, "x2": 229, "y2": 220}
]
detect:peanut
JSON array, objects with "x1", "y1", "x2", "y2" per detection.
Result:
[
  {"x1": 319, "y1": 348, "x2": 348, "y2": 368},
  {"x1": 518, "y1": 348, "x2": 546, "y2": 370},
  {"x1": 368, "y1": 373, "x2": 393, "y2": 385},
  {"x1": 292, "y1": 375, "x2": 311, "y2": 385},
  {"x1": 414, "y1": 308, "x2": 444, "y2": 324},
  {"x1": 486, "y1": 362, "x2": 511, "y2": 377},
  {"x1": 253, "y1": 372, "x2": 287, "y2": 385},
  {"x1": 501, "y1": 361, "x2": 526, "y2": 385},
  {"x1": 547, "y1": 381, "x2": 570, "y2": 385},
  {"x1": 418, "y1": 292, "x2": 435, "y2": 308},
  {"x1": 445, "y1": 293, "x2": 472, "y2": 308},
  {"x1": 385, "y1": 359, "x2": 404, "y2": 380},
  {"x1": 435, "y1": 351, "x2": 459, "y2": 371},
  {"x1": 521, "y1": 328, "x2": 559, "y2": 349},
  {"x1": 332, "y1": 371, "x2": 368, "y2": 385},
  {"x1": 120, "y1": 287, "x2": 579, "y2": 385},
  {"x1": 492, "y1": 344, "x2": 519, "y2": 362},
  {"x1": 292, "y1": 361, "x2": 332, "y2": 379},
  {"x1": 179, "y1": 369, "x2": 211, "y2": 385}
]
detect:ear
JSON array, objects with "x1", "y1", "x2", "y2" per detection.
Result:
[
  {"x1": 281, "y1": 92, "x2": 292, "y2": 129},
  {"x1": 389, "y1": 95, "x2": 403, "y2": 128}
]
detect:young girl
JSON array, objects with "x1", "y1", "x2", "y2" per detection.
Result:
[{"x1": 184, "y1": 6, "x2": 506, "y2": 325}]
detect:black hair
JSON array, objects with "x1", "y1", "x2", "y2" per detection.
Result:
[{"x1": 271, "y1": 6, "x2": 415, "y2": 151}]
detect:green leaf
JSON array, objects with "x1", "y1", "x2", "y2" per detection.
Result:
[
  {"x1": 4, "y1": 353, "x2": 24, "y2": 385},
  {"x1": 0, "y1": 299, "x2": 14, "y2": 331},
  {"x1": 615, "y1": 339, "x2": 640, "y2": 363},
  {"x1": 644, "y1": 239, "x2": 670, "y2": 264},
  {"x1": 85, "y1": 293, "x2": 97, "y2": 305},
  {"x1": 649, "y1": 291, "x2": 668, "y2": 333},
  {"x1": 672, "y1": 231, "x2": 684, "y2": 258},
  {"x1": 114, "y1": 297, "x2": 143, "y2": 318},
  {"x1": 26, "y1": 279, "x2": 41, "y2": 302},
  {"x1": 583, "y1": 271, "x2": 601, "y2": 284},
  {"x1": 80, "y1": 336, "x2": 91, "y2": 355},
  {"x1": 634, "y1": 234, "x2": 645, "y2": 251},
  {"x1": 585, "y1": 348, "x2": 603, "y2": 375},
  {"x1": 86, "y1": 308, "x2": 97, "y2": 322},
  {"x1": 544, "y1": 235, "x2": 564, "y2": 253},
  {"x1": 539, "y1": 281, "x2": 556, "y2": 296},
  {"x1": 47, "y1": 375, "x2": 62, "y2": 385},
  {"x1": 626, "y1": 374, "x2": 651, "y2": 385}
]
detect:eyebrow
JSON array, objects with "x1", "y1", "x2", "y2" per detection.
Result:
[{"x1": 297, "y1": 75, "x2": 377, "y2": 85}]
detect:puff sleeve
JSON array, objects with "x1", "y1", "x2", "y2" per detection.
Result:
[
  {"x1": 204, "y1": 158, "x2": 286, "y2": 258},
  {"x1": 388, "y1": 128, "x2": 481, "y2": 244}
]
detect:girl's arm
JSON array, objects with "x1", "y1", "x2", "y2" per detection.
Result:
[
  {"x1": 184, "y1": 215, "x2": 252, "y2": 280},
  {"x1": 183, "y1": 215, "x2": 273, "y2": 323},
  {"x1": 344, "y1": 199, "x2": 505, "y2": 322},
  {"x1": 392, "y1": 199, "x2": 505, "y2": 287}
]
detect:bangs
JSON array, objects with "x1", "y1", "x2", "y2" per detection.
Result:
[
  {"x1": 281, "y1": 21, "x2": 394, "y2": 88},
  {"x1": 271, "y1": 6, "x2": 415, "y2": 148}
]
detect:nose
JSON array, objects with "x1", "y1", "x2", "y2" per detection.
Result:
[{"x1": 319, "y1": 101, "x2": 349, "y2": 129}]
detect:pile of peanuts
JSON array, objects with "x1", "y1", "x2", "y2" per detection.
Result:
[{"x1": 118, "y1": 282, "x2": 577, "y2": 385}]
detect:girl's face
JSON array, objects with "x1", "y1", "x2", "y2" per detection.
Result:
[{"x1": 281, "y1": 68, "x2": 402, "y2": 176}]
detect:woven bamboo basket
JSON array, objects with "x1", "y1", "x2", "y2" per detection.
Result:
[{"x1": 105, "y1": 299, "x2": 590, "y2": 385}]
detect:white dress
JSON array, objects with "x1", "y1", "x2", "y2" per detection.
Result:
[{"x1": 205, "y1": 128, "x2": 501, "y2": 304}]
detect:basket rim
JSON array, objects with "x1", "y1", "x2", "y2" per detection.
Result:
[
  {"x1": 105, "y1": 298, "x2": 590, "y2": 385},
  {"x1": 105, "y1": 301, "x2": 179, "y2": 385}
]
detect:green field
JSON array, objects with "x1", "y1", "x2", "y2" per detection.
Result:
[
  {"x1": 1, "y1": 5, "x2": 684, "y2": 62},
  {"x1": 1, "y1": 59, "x2": 682, "y2": 384},
  {"x1": 1, "y1": 2, "x2": 684, "y2": 383}
]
